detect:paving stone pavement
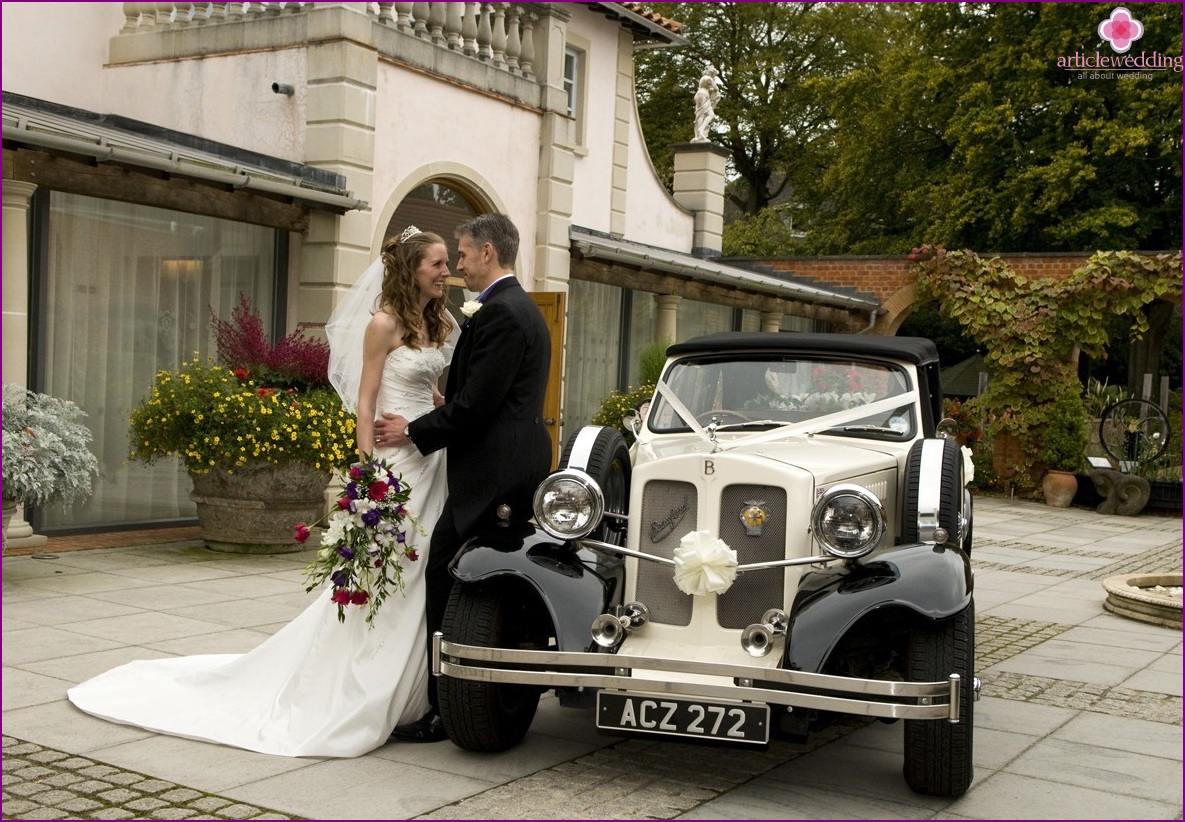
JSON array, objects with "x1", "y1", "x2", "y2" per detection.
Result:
[
  {"x1": 3, "y1": 496, "x2": 1181, "y2": 820},
  {"x1": 1, "y1": 737, "x2": 300, "y2": 820}
]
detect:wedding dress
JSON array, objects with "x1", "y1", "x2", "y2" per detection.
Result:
[{"x1": 68, "y1": 344, "x2": 449, "y2": 757}]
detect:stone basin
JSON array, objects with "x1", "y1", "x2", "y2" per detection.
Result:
[{"x1": 1102, "y1": 573, "x2": 1183, "y2": 630}]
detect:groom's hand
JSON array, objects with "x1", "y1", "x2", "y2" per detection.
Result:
[{"x1": 375, "y1": 412, "x2": 412, "y2": 449}]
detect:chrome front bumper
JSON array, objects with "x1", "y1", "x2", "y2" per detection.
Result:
[{"x1": 432, "y1": 633, "x2": 968, "y2": 722}]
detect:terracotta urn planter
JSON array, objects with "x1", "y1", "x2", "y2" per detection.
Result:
[
  {"x1": 1041, "y1": 469, "x2": 1078, "y2": 508},
  {"x1": 189, "y1": 461, "x2": 330, "y2": 553}
]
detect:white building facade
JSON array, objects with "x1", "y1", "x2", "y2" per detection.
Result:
[{"x1": 3, "y1": 2, "x2": 877, "y2": 536}]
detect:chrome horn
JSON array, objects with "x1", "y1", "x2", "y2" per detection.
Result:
[
  {"x1": 590, "y1": 602, "x2": 650, "y2": 649},
  {"x1": 740, "y1": 608, "x2": 789, "y2": 658}
]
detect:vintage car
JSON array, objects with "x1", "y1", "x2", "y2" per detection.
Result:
[{"x1": 435, "y1": 332, "x2": 977, "y2": 798}]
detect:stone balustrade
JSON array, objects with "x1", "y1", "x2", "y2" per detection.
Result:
[{"x1": 116, "y1": 2, "x2": 538, "y2": 81}]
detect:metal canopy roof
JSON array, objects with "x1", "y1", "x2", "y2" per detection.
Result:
[
  {"x1": 2, "y1": 93, "x2": 367, "y2": 213},
  {"x1": 569, "y1": 226, "x2": 880, "y2": 312}
]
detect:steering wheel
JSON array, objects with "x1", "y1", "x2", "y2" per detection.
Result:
[{"x1": 695, "y1": 409, "x2": 752, "y2": 426}]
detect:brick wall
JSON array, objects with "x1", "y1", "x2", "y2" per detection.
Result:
[{"x1": 733, "y1": 252, "x2": 1096, "y2": 303}]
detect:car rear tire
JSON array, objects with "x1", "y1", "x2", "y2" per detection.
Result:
[
  {"x1": 438, "y1": 582, "x2": 543, "y2": 752},
  {"x1": 559, "y1": 426, "x2": 631, "y2": 546},
  {"x1": 903, "y1": 601, "x2": 975, "y2": 797},
  {"x1": 902, "y1": 438, "x2": 967, "y2": 552}
]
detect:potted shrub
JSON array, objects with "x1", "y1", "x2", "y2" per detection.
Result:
[
  {"x1": 1038, "y1": 393, "x2": 1088, "y2": 507},
  {"x1": 129, "y1": 295, "x2": 356, "y2": 553},
  {"x1": 2, "y1": 384, "x2": 100, "y2": 543}
]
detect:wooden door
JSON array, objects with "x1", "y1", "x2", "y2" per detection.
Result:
[{"x1": 531, "y1": 291, "x2": 565, "y2": 469}]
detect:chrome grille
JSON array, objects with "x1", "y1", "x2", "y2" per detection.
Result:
[
  {"x1": 717, "y1": 484, "x2": 787, "y2": 629},
  {"x1": 636, "y1": 479, "x2": 697, "y2": 625}
]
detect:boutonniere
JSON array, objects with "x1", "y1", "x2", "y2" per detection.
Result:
[{"x1": 461, "y1": 300, "x2": 483, "y2": 319}]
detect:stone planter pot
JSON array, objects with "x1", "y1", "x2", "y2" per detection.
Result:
[
  {"x1": 2, "y1": 497, "x2": 17, "y2": 550},
  {"x1": 1041, "y1": 469, "x2": 1078, "y2": 508},
  {"x1": 189, "y1": 462, "x2": 330, "y2": 554}
]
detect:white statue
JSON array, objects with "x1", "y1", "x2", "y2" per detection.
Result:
[{"x1": 692, "y1": 64, "x2": 721, "y2": 143}]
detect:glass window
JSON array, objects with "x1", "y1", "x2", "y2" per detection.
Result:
[
  {"x1": 39, "y1": 192, "x2": 278, "y2": 530},
  {"x1": 677, "y1": 298, "x2": 734, "y2": 342},
  {"x1": 563, "y1": 279, "x2": 622, "y2": 444},
  {"x1": 563, "y1": 47, "x2": 581, "y2": 119}
]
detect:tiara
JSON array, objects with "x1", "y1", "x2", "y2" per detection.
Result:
[{"x1": 398, "y1": 225, "x2": 422, "y2": 244}]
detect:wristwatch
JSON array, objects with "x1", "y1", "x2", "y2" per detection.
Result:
[{"x1": 403, "y1": 427, "x2": 414, "y2": 443}]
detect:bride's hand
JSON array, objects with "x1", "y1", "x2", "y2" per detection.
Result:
[{"x1": 433, "y1": 387, "x2": 445, "y2": 408}]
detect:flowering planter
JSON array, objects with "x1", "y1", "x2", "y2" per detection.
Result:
[{"x1": 189, "y1": 462, "x2": 330, "y2": 554}]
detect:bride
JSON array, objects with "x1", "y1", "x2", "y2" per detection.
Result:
[{"x1": 67, "y1": 227, "x2": 458, "y2": 757}]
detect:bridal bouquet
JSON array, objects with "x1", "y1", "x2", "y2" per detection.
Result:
[{"x1": 296, "y1": 455, "x2": 425, "y2": 627}]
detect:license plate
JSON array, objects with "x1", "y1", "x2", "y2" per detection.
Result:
[{"x1": 596, "y1": 691, "x2": 770, "y2": 744}]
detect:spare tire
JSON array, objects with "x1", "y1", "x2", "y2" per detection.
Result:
[{"x1": 559, "y1": 426, "x2": 632, "y2": 546}]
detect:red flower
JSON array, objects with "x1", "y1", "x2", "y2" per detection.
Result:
[
  {"x1": 234, "y1": 368, "x2": 250, "y2": 381},
  {"x1": 407, "y1": 549, "x2": 419, "y2": 562},
  {"x1": 331, "y1": 588, "x2": 351, "y2": 605},
  {"x1": 336, "y1": 497, "x2": 352, "y2": 510},
  {"x1": 367, "y1": 481, "x2": 388, "y2": 501},
  {"x1": 257, "y1": 387, "x2": 273, "y2": 397},
  {"x1": 350, "y1": 590, "x2": 369, "y2": 605},
  {"x1": 293, "y1": 524, "x2": 311, "y2": 543}
]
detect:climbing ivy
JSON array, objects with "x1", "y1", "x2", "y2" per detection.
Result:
[{"x1": 910, "y1": 246, "x2": 1182, "y2": 487}]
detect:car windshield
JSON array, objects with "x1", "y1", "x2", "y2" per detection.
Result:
[{"x1": 648, "y1": 354, "x2": 915, "y2": 439}]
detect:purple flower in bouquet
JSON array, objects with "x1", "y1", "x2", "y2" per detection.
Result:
[{"x1": 301, "y1": 455, "x2": 426, "y2": 627}]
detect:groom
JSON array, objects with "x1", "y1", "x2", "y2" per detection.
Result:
[{"x1": 376, "y1": 213, "x2": 552, "y2": 742}]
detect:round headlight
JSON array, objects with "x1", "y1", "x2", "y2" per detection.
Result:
[
  {"x1": 811, "y1": 484, "x2": 886, "y2": 559},
  {"x1": 533, "y1": 469, "x2": 605, "y2": 540}
]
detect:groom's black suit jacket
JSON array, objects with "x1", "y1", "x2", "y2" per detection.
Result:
[{"x1": 407, "y1": 276, "x2": 552, "y2": 537}]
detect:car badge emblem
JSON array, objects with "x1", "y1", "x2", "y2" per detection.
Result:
[
  {"x1": 740, "y1": 501, "x2": 769, "y2": 536},
  {"x1": 650, "y1": 495, "x2": 690, "y2": 543}
]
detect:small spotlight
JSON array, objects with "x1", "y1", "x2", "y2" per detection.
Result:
[{"x1": 271, "y1": 82, "x2": 294, "y2": 96}]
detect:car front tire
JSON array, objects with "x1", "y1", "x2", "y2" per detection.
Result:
[
  {"x1": 438, "y1": 582, "x2": 543, "y2": 752},
  {"x1": 903, "y1": 601, "x2": 975, "y2": 797}
]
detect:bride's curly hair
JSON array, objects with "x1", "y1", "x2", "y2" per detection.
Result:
[{"x1": 379, "y1": 229, "x2": 452, "y2": 350}]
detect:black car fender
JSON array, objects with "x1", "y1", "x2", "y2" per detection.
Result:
[
  {"x1": 784, "y1": 542, "x2": 973, "y2": 673},
  {"x1": 448, "y1": 526, "x2": 623, "y2": 653}
]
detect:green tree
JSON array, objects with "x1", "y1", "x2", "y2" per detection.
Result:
[
  {"x1": 807, "y1": 3, "x2": 1182, "y2": 253},
  {"x1": 637, "y1": 4, "x2": 1182, "y2": 255},
  {"x1": 636, "y1": 2, "x2": 887, "y2": 214}
]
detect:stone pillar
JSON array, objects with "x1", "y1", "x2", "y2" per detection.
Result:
[
  {"x1": 2, "y1": 180, "x2": 46, "y2": 548},
  {"x1": 3, "y1": 180, "x2": 36, "y2": 386},
  {"x1": 655, "y1": 294, "x2": 681, "y2": 344},
  {"x1": 529, "y1": 3, "x2": 574, "y2": 293},
  {"x1": 300, "y1": 3, "x2": 377, "y2": 329},
  {"x1": 760, "y1": 311, "x2": 783, "y2": 333},
  {"x1": 671, "y1": 142, "x2": 730, "y2": 259},
  {"x1": 609, "y1": 29, "x2": 633, "y2": 238}
]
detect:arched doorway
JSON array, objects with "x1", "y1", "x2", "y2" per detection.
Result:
[{"x1": 384, "y1": 180, "x2": 483, "y2": 248}]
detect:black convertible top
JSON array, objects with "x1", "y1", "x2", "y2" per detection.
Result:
[{"x1": 667, "y1": 332, "x2": 940, "y2": 367}]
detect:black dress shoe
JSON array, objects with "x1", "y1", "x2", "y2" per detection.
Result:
[{"x1": 389, "y1": 712, "x2": 447, "y2": 743}]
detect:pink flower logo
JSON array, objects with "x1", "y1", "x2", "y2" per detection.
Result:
[{"x1": 1098, "y1": 7, "x2": 1143, "y2": 54}]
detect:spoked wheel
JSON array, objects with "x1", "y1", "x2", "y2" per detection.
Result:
[
  {"x1": 438, "y1": 582, "x2": 548, "y2": 752},
  {"x1": 559, "y1": 426, "x2": 631, "y2": 546},
  {"x1": 903, "y1": 602, "x2": 975, "y2": 797},
  {"x1": 1099, "y1": 398, "x2": 1170, "y2": 470}
]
